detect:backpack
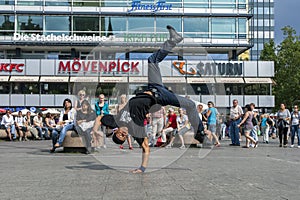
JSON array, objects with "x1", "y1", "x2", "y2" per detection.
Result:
[{"x1": 252, "y1": 116, "x2": 258, "y2": 126}]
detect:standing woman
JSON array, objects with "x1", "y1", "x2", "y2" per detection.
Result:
[
  {"x1": 290, "y1": 105, "x2": 299, "y2": 148},
  {"x1": 94, "y1": 94, "x2": 109, "y2": 148},
  {"x1": 205, "y1": 101, "x2": 221, "y2": 147},
  {"x1": 53, "y1": 98, "x2": 76, "y2": 150},
  {"x1": 277, "y1": 103, "x2": 291, "y2": 147},
  {"x1": 95, "y1": 94, "x2": 109, "y2": 116},
  {"x1": 74, "y1": 90, "x2": 87, "y2": 111},
  {"x1": 238, "y1": 104, "x2": 258, "y2": 148},
  {"x1": 116, "y1": 94, "x2": 127, "y2": 113}
]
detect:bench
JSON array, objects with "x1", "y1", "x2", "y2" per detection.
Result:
[
  {"x1": 61, "y1": 130, "x2": 86, "y2": 153},
  {"x1": 0, "y1": 129, "x2": 32, "y2": 139}
]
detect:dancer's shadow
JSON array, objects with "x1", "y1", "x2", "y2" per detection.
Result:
[{"x1": 65, "y1": 161, "x2": 111, "y2": 171}]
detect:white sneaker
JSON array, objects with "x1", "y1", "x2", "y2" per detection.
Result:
[
  {"x1": 196, "y1": 144, "x2": 203, "y2": 148},
  {"x1": 298, "y1": 146, "x2": 300, "y2": 148},
  {"x1": 179, "y1": 145, "x2": 186, "y2": 149},
  {"x1": 165, "y1": 144, "x2": 172, "y2": 149},
  {"x1": 291, "y1": 145, "x2": 294, "y2": 148}
]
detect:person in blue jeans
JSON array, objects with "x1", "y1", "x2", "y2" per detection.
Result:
[
  {"x1": 51, "y1": 98, "x2": 76, "y2": 152},
  {"x1": 98, "y1": 25, "x2": 205, "y2": 173},
  {"x1": 290, "y1": 105, "x2": 300, "y2": 148},
  {"x1": 229, "y1": 99, "x2": 243, "y2": 146}
]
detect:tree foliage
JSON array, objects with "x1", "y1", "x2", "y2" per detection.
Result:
[{"x1": 260, "y1": 26, "x2": 300, "y2": 110}]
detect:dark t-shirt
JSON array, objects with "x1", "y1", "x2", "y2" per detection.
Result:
[
  {"x1": 76, "y1": 110, "x2": 96, "y2": 122},
  {"x1": 102, "y1": 93, "x2": 159, "y2": 138}
]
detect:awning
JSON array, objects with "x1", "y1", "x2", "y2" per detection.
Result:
[
  {"x1": 129, "y1": 77, "x2": 148, "y2": 83},
  {"x1": 215, "y1": 77, "x2": 244, "y2": 83},
  {"x1": 10, "y1": 76, "x2": 39, "y2": 82},
  {"x1": 100, "y1": 77, "x2": 127, "y2": 83},
  {"x1": 187, "y1": 77, "x2": 215, "y2": 84},
  {"x1": 244, "y1": 78, "x2": 273, "y2": 84},
  {"x1": 40, "y1": 76, "x2": 69, "y2": 82},
  {"x1": 0, "y1": 76, "x2": 9, "y2": 82},
  {"x1": 70, "y1": 77, "x2": 99, "y2": 82},
  {"x1": 162, "y1": 77, "x2": 186, "y2": 83}
]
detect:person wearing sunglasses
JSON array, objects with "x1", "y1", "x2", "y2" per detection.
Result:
[{"x1": 74, "y1": 90, "x2": 87, "y2": 111}]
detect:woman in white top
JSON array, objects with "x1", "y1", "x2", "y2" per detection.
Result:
[
  {"x1": 1, "y1": 110, "x2": 16, "y2": 141},
  {"x1": 52, "y1": 98, "x2": 76, "y2": 151}
]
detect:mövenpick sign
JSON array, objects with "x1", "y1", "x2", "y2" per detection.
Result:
[{"x1": 58, "y1": 59, "x2": 140, "y2": 73}]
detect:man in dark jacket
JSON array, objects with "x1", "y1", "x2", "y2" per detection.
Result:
[{"x1": 97, "y1": 25, "x2": 205, "y2": 173}]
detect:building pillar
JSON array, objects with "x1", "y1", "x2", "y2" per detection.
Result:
[
  {"x1": 16, "y1": 48, "x2": 21, "y2": 58},
  {"x1": 71, "y1": 48, "x2": 79, "y2": 59},
  {"x1": 232, "y1": 50, "x2": 237, "y2": 61},
  {"x1": 125, "y1": 50, "x2": 130, "y2": 60}
]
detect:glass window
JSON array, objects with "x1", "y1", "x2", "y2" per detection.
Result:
[
  {"x1": 211, "y1": 0, "x2": 236, "y2": 8},
  {"x1": 211, "y1": 18, "x2": 235, "y2": 38},
  {"x1": 184, "y1": 0, "x2": 209, "y2": 8},
  {"x1": 0, "y1": 15, "x2": 14, "y2": 36},
  {"x1": 156, "y1": 17, "x2": 181, "y2": 32},
  {"x1": 73, "y1": 16, "x2": 99, "y2": 35},
  {"x1": 101, "y1": 17, "x2": 126, "y2": 36},
  {"x1": 264, "y1": 7, "x2": 270, "y2": 15},
  {"x1": 183, "y1": 17, "x2": 208, "y2": 38},
  {"x1": 12, "y1": 83, "x2": 39, "y2": 94},
  {"x1": 0, "y1": 83, "x2": 10, "y2": 94},
  {"x1": 41, "y1": 83, "x2": 68, "y2": 94},
  {"x1": 128, "y1": 17, "x2": 154, "y2": 32},
  {"x1": 17, "y1": 16, "x2": 43, "y2": 34},
  {"x1": 17, "y1": 0, "x2": 42, "y2": 6},
  {"x1": 45, "y1": 0, "x2": 70, "y2": 6},
  {"x1": 45, "y1": 16, "x2": 71, "y2": 35},
  {"x1": 73, "y1": 0, "x2": 100, "y2": 7},
  {"x1": 103, "y1": 0, "x2": 128, "y2": 7},
  {"x1": 0, "y1": 0, "x2": 14, "y2": 5}
]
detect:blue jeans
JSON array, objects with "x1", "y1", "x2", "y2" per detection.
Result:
[
  {"x1": 52, "y1": 129, "x2": 59, "y2": 148},
  {"x1": 147, "y1": 42, "x2": 204, "y2": 135},
  {"x1": 291, "y1": 125, "x2": 300, "y2": 145},
  {"x1": 6, "y1": 124, "x2": 16, "y2": 139},
  {"x1": 230, "y1": 119, "x2": 241, "y2": 145},
  {"x1": 35, "y1": 126, "x2": 49, "y2": 138},
  {"x1": 57, "y1": 123, "x2": 74, "y2": 145},
  {"x1": 250, "y1": 126, "x2": 258, "y2": 142}
]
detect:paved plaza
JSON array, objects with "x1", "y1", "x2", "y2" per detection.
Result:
[{"x1": 1, "y1": 138, "x2": 300, "y2": 200}]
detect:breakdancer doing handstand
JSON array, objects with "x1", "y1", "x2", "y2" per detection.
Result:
[{"x1": 94, "y1": 25, "x2": 206, "y2": 173}]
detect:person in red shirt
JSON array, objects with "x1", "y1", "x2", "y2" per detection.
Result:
[{"x1": 161, "y1": 107, "x2": 177, "y2": 146}]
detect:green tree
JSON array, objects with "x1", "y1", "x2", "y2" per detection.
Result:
[{"x1": 260, "y1": 26, "x2": 300, "y2": 110}]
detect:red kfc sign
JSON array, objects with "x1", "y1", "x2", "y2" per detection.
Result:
[{"x1": 0, "y1": 63, "x2": 24, "y2": 72}]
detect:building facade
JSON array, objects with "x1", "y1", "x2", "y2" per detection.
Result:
[
  {"x1": 0, "y1": 0, "x2": 275, "y2": 110},
  {"x1": 250, "y1": 0, "x2": 274, "y2": 60}
]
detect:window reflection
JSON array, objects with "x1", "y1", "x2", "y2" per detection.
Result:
[
  {"x1": 45, "y1": 16, "x2": 71, "y2": 35},
  {"x1": 12, "y1": 83, "x2": 39, "y2": 94},
  {"x1": 0, "y1": 15, "x2": 14, "y2": 36},
  {"x1": 41, "y1": 83, "x2": 68, "y2": 94},
  {"x1": 17, "y1": 16, "x2": 43, "y2": 34},
  {"x1": 73, "y1": 16, "x2": 99, "y2": 36},
  {"x1": 156, "y1": 17, "x2": 181, "y2": 32},
  {"x1": 183, "y1": 18, "x2": 209, "y2": 38},
  {"x1": 101, "y1": 17, "x2": 126, "y2": 35}
]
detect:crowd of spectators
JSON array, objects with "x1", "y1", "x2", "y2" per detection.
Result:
[{"x1": 1, "y1": 92, "x2": 300, "y2": 152}]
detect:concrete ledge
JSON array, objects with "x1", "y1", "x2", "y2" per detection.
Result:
[
  {"x1": 0, "y1": 129, "x2": 32, "y2": 139},
  {"x1": 62, "y1": 131, "x2": 85, "y2": 148}
]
